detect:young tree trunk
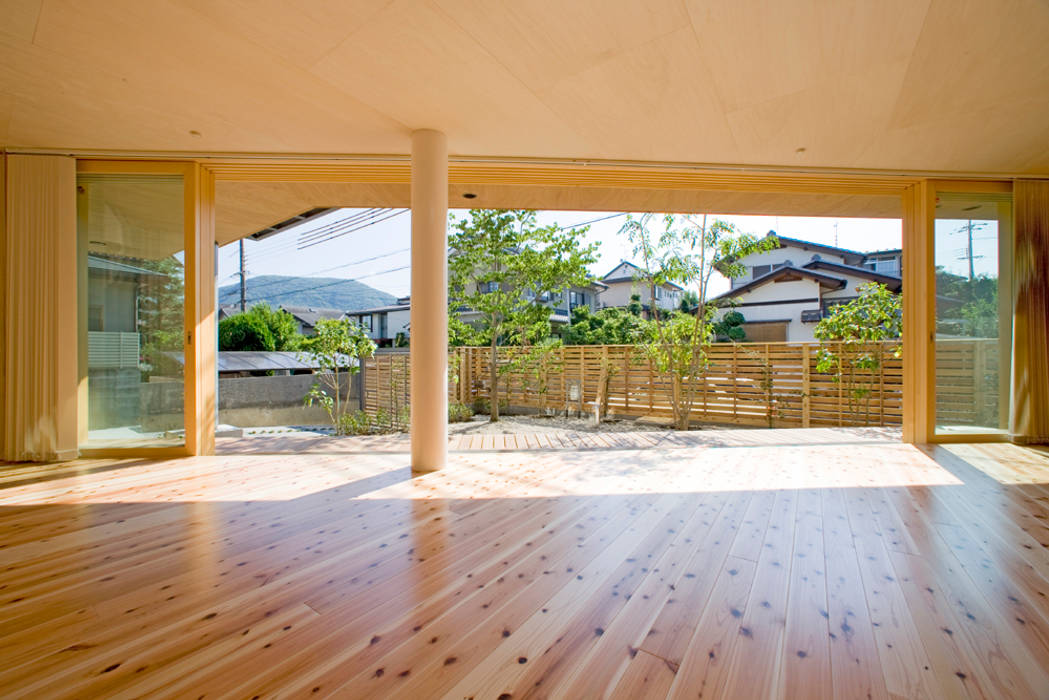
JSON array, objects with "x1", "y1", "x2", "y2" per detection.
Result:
[
  {"x1": 489, "y1": 334, "x2": 500, "y2": 422},
  {"x1": 672, "y1": 374, "x2": 687, "y2": 430}
]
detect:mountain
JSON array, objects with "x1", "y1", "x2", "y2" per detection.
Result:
[{"x1": 219, "y1": 275, "x2": 397, "y2": 312}]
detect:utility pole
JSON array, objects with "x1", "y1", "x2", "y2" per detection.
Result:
[
  {"x1": 238, "y1": 239, "x2": 247, "y2": 311},
  {"x1": 965, "y1": 219, "x2": 975, "y2": 280}
]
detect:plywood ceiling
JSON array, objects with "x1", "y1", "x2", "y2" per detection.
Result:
[{"x1": 2, "y1": 0, "x2": 1049, "y2": 174}]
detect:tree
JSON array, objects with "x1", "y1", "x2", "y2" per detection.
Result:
[
  {"x1": 814, "y1": 282, "x2": 902, "y2": 425},
  {"x1": 448, "y1": 209, "x2": 598, "y2": 421},
  {"x1": 218, "y1": 304, "x2": 303, "y2": 351},
  {"x1": 713, "y1": 310, "x2": 747, "y2": 341},
  {"x1": 563, "y1": 306, "x2": 645, "y2": 345},
  {"x1": 622, "y1": 213, "x2": 776, "y2": 429},
  {"x1": 135, "y1": 255, "x2": 185, "y2": 379},
  {"x1": 219, "y1": 314, "x2": 275, "y2": 351},
  {"x1": 935, "y1": 268, "x2": 998, "y2": 337},
  {"x1": 679, "y1": 290, "x2": 699, "y2": 313},
  {"x1": 246, "y1": 304, "x2": 303, "y2": 350},
  {"x1": 300, "y1": 319, "x2": 377, "y2": 434}
]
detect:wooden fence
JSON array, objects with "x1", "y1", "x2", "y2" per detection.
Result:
[{"x1": 361, "y1": 339, "x2": 998, "y2": 430}]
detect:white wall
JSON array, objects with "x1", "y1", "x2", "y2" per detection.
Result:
[
  {"x1": 716, "y1": 278, "x2": 821, "y2": 343},
  {"x1": 387, "y1": 308, "x2": 411, "y2": 337},
  {"x1": 731, "y1": 245, "x2": 848, "y2": 288}
]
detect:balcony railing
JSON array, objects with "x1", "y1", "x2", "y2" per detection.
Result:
[{"x1": 88, "y1": 331, "x2": 140, "y2": 369}]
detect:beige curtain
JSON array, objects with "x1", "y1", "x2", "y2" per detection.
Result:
[
  {"x1": 2, "y1": 154, "x2": 78, "y2": 461},
  {"x1": 1012, "y1": 180, "x2": 1049, "y2": 444}
]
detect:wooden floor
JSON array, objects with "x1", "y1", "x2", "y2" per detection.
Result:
[{"x1": 2, "y1": 429, "x2": 1049, "y2": 699}]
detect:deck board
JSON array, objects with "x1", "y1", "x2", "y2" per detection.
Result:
[{"x1": 1, "y1": 430, "x2": 1048, "y2": 699}]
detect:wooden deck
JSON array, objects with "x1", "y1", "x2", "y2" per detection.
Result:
[{"x1": 2, "y1": 429, "x2": 1049, "y2": 699}]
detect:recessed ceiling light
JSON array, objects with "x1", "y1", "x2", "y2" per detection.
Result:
[
  {"x1": 463, "y1": 192, "x2": 477, "y2": 199},
  {"x1": 189, "y1": 130, "x2": 202, "y2": 137},
  {"x1": 795, "y1": 147, "x2": 806, "y2": 153}
]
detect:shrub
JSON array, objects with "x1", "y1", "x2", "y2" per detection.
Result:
[
  {"x1": 338, "y1": 410, "x2": 374, "y2": 435},
  {"x1": 219, "y1": 314, "x2": 275, "y2": 351},
  {"x1": 449, "y1": 401, "x2": 474, "y2": 423}
]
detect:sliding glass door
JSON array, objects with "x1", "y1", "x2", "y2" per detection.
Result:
[
  {"x1": 933, "y1": 188, "x2": 1012, "y2": 436},
  {"x1": 76, "y1": 168, "x2": 191, "y2": 450}
]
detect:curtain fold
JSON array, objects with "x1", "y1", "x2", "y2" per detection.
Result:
[
  {"x1": 1011, "y1": 180, "x2": 1049, "y2": 444},
  {"x1": 2, "y1": 154, "x2": 78, "y2": 461}
]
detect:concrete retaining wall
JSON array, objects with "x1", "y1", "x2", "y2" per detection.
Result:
[{"x1": 113, "y1": 373, "x2": 360, "y2": 430}]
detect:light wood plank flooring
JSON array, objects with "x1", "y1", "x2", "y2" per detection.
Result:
[{"x1": 1, "y1": 429, "x2": 1048, "y2": 699}]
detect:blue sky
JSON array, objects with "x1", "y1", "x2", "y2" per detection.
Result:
[{"x1": 218, "y1": 208, "x2": 907, "y2": 300}]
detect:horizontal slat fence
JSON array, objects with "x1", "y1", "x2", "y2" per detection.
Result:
[
  {"x1": 364, "y1": 342, "x2": 910, "y2": 429},
  {"x1": 362, "y1": 339, "x2": 998, "y2": 431},
  {"x1": 452, "y1": 342, "x2": 903, "y2": 428},
  {"x1": 934, "y1": 337, "x2": 1002, "y2": 429}
]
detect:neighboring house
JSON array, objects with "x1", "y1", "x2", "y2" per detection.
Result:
[
  {"x1": 713, "y1": 233, "x2": 902, "y2": 343},
  {"x1": 86, "y1": 255, "x2": 167, "y2": 370},
  {"x1": 346, "y1": 296, "x2": 411, "y2": 346},
  {"x1": 278, "y1": 305, "x2": 346, "y2": 336},
  {"x1": 455, "y1": 279, "x2": 607, "y2": 335},
  {"x1": 600, "y1": 261, "x2": 684, "y2": 314}
]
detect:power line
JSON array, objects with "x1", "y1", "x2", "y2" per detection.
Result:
[
  {"x1": 240, "y1": 264, "x2": 410, "y2": 306},
  {"x1": 224, "y1": 247, "x2": 410, "y2": 297},
  {"x1": 298, "y1": 209, "x2": 409, "y2": 250},
  {"x1": 296, "y1": 208, "x2": 387, "y2": 244}
]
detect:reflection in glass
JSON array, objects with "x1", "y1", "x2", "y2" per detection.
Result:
[
  {"x1": 934, "y1": 192, "x2": 1012, "y2": 435},
  {"x1": 77, "y1": 174, "x2": 186, "y2": 448}
]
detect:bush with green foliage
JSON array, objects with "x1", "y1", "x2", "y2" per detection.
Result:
[
  {"x1": 218, "y1": 304, "x2": 304, "y2": 352},
  {"x1": 219, "y1": 313, "x2": 275, "y2": 351},
  {"x1": 563, "y1": 306, "x2": 644, "y2": 345},
  {"x1": 713, "y1": 310, "x2": 747, "y2": 342},
  {"x1": 449, "y1": 401, "x2": 474, "y2": 423}
]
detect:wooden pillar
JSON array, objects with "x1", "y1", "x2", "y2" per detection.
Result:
[
  {"x1": 801, "y1": 343, "x2": 811, "y2": 428},
  {"x1": 409, "y1": 129, "x2": 449, "y2": 471},
  {"x1": 902, "y1": 182, "x2": 936, "y2": 443},
  {"x1": 187, "y1": 163, "x2": 216, "y2": 456}
]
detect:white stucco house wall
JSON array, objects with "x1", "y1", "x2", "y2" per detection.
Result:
[
  {"x1": 713, "y1": 234, "x2": 902, "y2": 343},
  {"x1": 600, "y1": 261, "x2": 684, "y2": 313},
  {"x1": 345, "y1": 297, "x2": 411, "y2": 346}
]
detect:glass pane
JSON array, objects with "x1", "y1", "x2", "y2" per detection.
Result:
[
  {"x1": 77, "y1": 174, "x2": 186, "y2": 448},
  {"x1": 934, "y1": 191, "x2": 1012, "y2": 435}
]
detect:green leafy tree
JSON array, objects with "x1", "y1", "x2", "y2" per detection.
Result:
[
  {"x1": 218, "y1": 304, "x2": 304, "y2": 352},
  {"x1": 678, "y1": 290, "x2": 699, "y2": 313},
  {"x1": 449, "y1": 209, "x2": 598, "y2": 421},
  {"x1": 713, "y1": 310, "x2": 747, "y2": 341},
  {"x1": 247, "y1": 304, "x2": 303, "y2": 350},
  {"x1": 135, "y1": 256, "x2": 185, "y2": 379},
  {"x1": 627, "y1": 293, "x2": 644, "y2": 317},
  {"x1": 563, "y1": 306, "x2": 645, "y2": 345},
  {"x1": 300, "y1": 319, "x2": 377, "y2": 434},
  {"x1": 622, "y1": 213, "x2": 776, "y2": 429},
  {"x1": 814, "y1": 282, "x2": 902, "y2": 425},
  {"x1": 935, "y1": 268, "x2": 998, "y2": 337},
  {"x1": 218, "y1": 314, "x2": 275, "y2": 351}
]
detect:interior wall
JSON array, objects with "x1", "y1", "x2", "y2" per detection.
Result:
[{"x1": 2, "y1": 154, "x2": 78, "y2": 461}]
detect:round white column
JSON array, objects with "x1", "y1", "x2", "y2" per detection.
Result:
[{"x1": 409, "y1": 129, "x2": 448, "y2": 472}]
